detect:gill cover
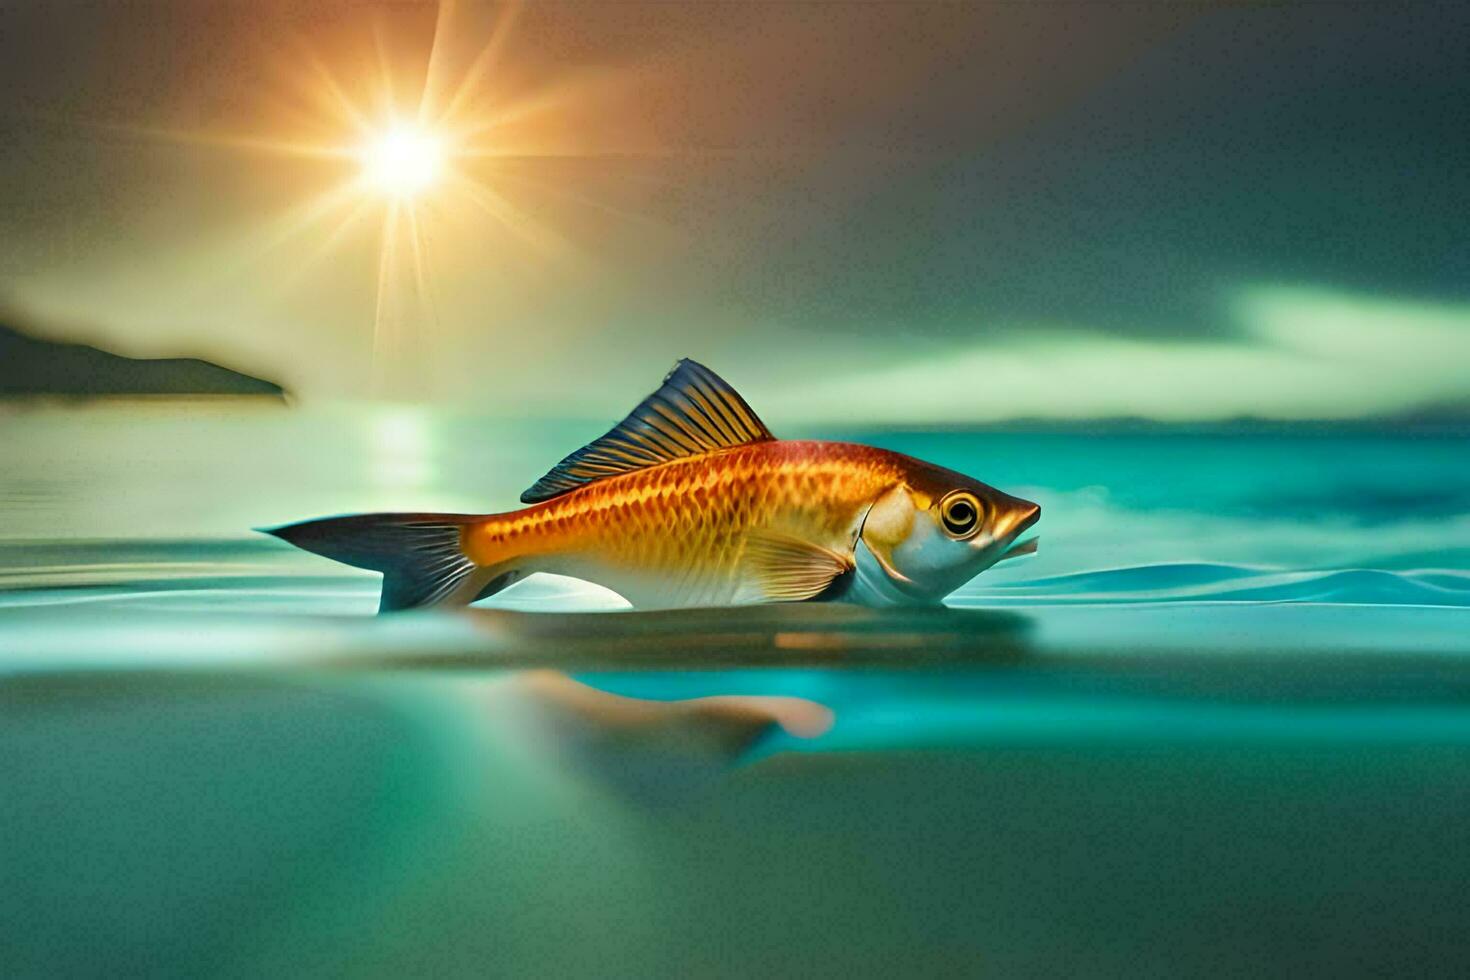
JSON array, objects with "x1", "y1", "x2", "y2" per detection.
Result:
[{"x1": 852, "y1": 485, "x2": 933, "y2": 605}]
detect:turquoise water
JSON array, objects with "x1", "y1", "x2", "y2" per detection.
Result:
[{"x1": 2, "y1": 402, "x2": 1469, "y2": 976}]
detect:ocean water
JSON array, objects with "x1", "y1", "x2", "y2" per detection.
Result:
[{"x1": 2, "y1": 401, "x2": 1468, "y2": 977}]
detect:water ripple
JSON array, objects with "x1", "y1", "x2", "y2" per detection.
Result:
[{"x1": 969, "y1": 562, "x2": 1470, "y2": 607}]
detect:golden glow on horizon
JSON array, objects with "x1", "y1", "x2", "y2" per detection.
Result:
[{"x1": 360, "y1": 124, "x2": 445, "y2": 198}]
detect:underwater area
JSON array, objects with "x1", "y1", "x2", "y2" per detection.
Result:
[{"x1": 2, "y1": 400, "x2": 1469, "y2": 976}]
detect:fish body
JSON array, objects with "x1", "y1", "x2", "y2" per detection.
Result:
[
  {"x1": 265, "y1": 360, "x2": 1040, "y2": 612},
  {"x1": 464, "y1": 440, "x2": 897, "y2": 608}
]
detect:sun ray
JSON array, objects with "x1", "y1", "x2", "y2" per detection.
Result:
[
  {"x1": 404, "y1": 206, "x2": 429, "y2": 305},
  {"x1": 287, "y1": 34, "x2": 374, "y2": 136},
  {"x1": 418, "y1": 0, "x2": 459, "y2": 128},
  {"x1": 456, "y1": 58, "x2": 648, "y2": 140},
  {"x1": 270, "y1": 196, "x2": 380, "y2": 299},
  {"x1": 39, "y1": 114, "x2": 351, "y2": 161},
  {"x1": 151, "y1": 178, "x2": 368, "y2": 321},
  {"x1": 373, "y1": 200, "x2": 402, "y2": 379},
  {"x1": 235, "y1": 180, "x2": 369, "y2": 266},
  {"x1": 480, "y1": 162, "x2": 670, "y2": 231},
  {"x1": 446, "y1": 172, "x2": 569, "y2": 257},
  {"x1": 403, "y1": 204, "x2": 439, "y2": 347},
  {"x1": 432, "y1": 0, "x2": 524, "y2": 129},
  {"x1": 370, "y1": 14, "x2": 400, "y2": 120}
]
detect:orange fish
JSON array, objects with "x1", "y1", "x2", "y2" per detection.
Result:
[{"x1": 264, "y1": 360, "x2": 1040, "y2": 612}]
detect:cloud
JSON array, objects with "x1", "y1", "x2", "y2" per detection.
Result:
[{"x1": 760, "y1": 285, "x2": 1470, "y2": 423}]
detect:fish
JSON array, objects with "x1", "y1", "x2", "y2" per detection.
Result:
[{"x1": 262, "y1": 359, "x2": 1040, "y2": 612}]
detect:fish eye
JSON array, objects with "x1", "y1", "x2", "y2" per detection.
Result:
[{"x1": 940, "y1": 492, "x2": 983, "y2": 538}]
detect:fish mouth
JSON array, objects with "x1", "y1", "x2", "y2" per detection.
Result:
[
  {"x1": 1006, "y1": 534, "x2": 1039, "y2": 557},
  {"x1": 995, "y1": 534, "x2": 1039, "y2": 564},
  {"x1": 1014, "y1": 502, "x2": 1041, "y2": 535},
  {"x1": 990, "y1": 499, "x2": 1041, "y2": 544}
]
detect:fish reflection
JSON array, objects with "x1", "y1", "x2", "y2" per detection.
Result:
[
  {"x1": 450, "y1": 605, "x2": 1035, "y2": 800},
  {"x1": 485, "y1": 671, "x2": 833, "y2": 801}
]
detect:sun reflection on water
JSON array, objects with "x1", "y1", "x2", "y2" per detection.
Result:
[{"x1": 369, "y1": 407, "x2": 435, "y2": 490}]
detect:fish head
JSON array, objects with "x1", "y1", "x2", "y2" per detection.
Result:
[{"x1": 855, "y1": 458, "x2": 1040, "y2": 604}]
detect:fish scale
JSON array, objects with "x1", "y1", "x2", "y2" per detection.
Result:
[{"x1": 463, "y1": 442, "x2": 901, "y2": 606}]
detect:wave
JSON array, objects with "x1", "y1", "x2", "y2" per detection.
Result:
[{"x1": 966, "y1": 562, "x2": 1470, "y2": 607}]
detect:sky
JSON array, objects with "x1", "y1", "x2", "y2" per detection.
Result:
[{"x1": 0, "y1": 0, "x2": 1467, "y2": 421}]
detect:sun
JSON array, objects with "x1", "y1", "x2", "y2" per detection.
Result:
[
  {"x1": 360, "y1": 123, "x2": 445, "y2": 198},
  {"x1": 99, "y1": 1, "x2": 606, "y2": 394}
]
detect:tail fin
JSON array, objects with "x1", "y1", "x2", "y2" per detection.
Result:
[{"x1": 260, "y1": 512, "x2": 483, "y2": 613}]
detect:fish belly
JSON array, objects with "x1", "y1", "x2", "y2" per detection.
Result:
[{"x1": 536, "y1": 495, "x2": 767, "y2": 609}]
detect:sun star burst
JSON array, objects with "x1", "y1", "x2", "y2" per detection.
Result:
[
  {"x1": 73, "y1": 0, "x2": 632, "y2": 397},
  {"x1": 360, "y1": 123, "x2": 445, "y2": 198}
]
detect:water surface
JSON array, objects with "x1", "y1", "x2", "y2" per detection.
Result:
[{"x1": 2, "y1": 402, "x2": 1467, "y2": 976}]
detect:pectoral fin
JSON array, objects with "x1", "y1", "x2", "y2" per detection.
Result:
[{"x1": 742, "y1": 531, "x2": 854, "y2": 603}]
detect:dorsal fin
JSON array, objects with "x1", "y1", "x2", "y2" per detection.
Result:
[{"x1": 520, "y1": 358, "x2": 775, "y2": 504}]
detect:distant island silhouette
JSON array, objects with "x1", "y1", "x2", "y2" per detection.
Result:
[{"x1": 0, "y1": 323, "x2": 284, "y2": 398}]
